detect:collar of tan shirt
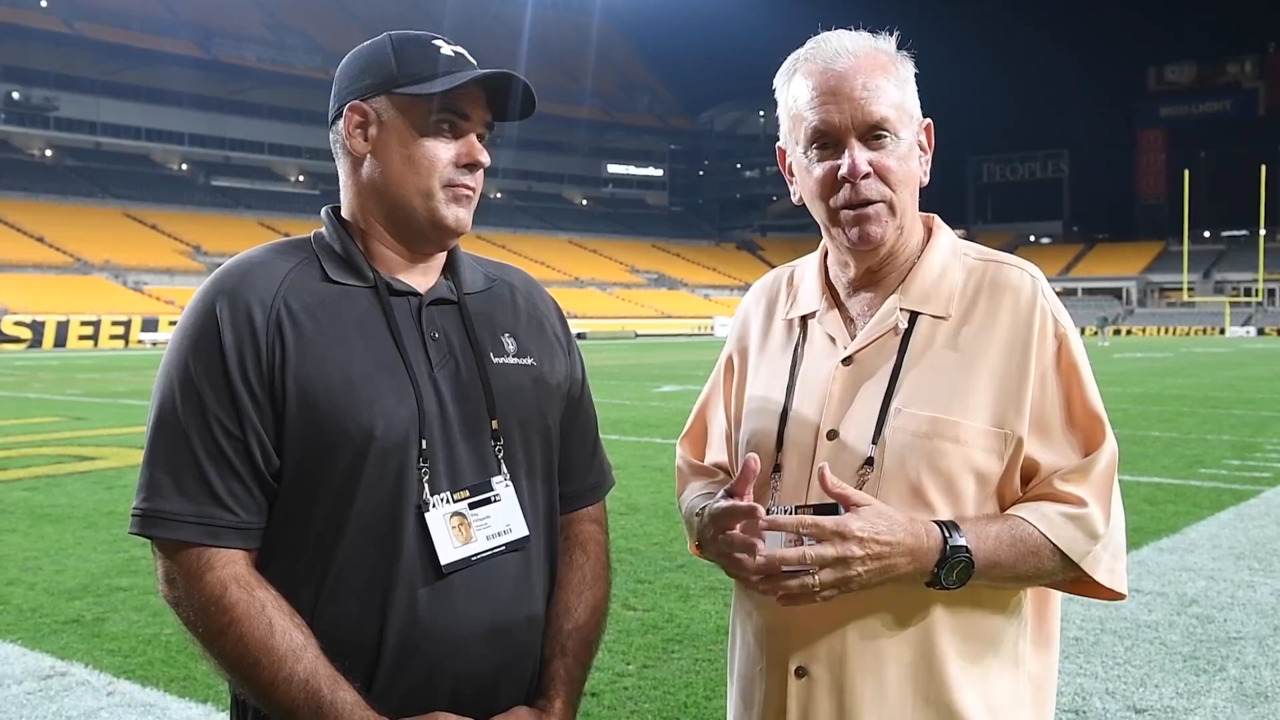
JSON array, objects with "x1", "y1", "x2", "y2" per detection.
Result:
[{"x1": 783, "y1": 213, "x2": 963, "y2": 323}]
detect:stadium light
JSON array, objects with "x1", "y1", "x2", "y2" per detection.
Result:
[
  {"x1": 1203, "y1": 230, "x2": 1211, "y2": 238},
  {"x1": 1028, "y1": 234, "x2": 1035, "y2": 242},
  {"x1": 40, "y1": 0, "x2": 48, "y2": 7},
  {"x1": 494, "y1": 191, "x2": 502, "y2": 199},
  {"x1": 580, "y1": 198, "x2": 588, "y2": 206},
  {"x1": 42, "y1": 148, "x2": 52, "y2": 158},
  {"x1": 296, "y1": 174, "x2": 306, "y2": 182},
  {"x1": 758, "y1": 109, "x2": 765, "y2": 117},
  {"x1": 179, "y1": 162, "x2": 188, "y2": 171},
  {"x1": 735, "y1": 163, "x2": 742, "y2": 169},
  {"x1": 697, "y1": 170, "x2": 704, "y2": 176},
  {"x1": 8, "y1": 90, "x2": 18, "y2": 101}
]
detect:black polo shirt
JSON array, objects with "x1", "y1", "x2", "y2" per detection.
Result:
[{"x1": 129, "y1": 205, "x2": 615, "y2": 719}]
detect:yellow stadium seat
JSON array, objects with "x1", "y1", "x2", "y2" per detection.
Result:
[
  {"x1": 1069, "y1": 241, "x2": 1166, "y2": 277},
  {"x1": 134, "y1": 210, "x2": 282, "y2": 256},
  {"x1": 146, "y1": 286, "x2": 200, "y2": 309},
  {"x1": 547, "y1": 288, "x2": 660, "y2": 318},
  {"x1": 260, "y1": 218, "x2": 321, "y2": 238},
  {"x1": 463, "y1": 236, "x2": 574, "y2": 283},
  {"x1": 1012, "y1": 244, "x2": 1086, "y2": 277},
  {"x1": 654, "y1": 242, "x2": 771, "y2": 284},
  {"x1": 0, "y1": 224, "x2": 75, "y2": 268},
  {"x1": 479, "y1": 233, "x2": 643, "y2": 285},
  {"x1": 707, "y1": 296, "x2": 743, "y2": 314},
  {"x1": 0, "y1": 201, "x2": 204, "y2": 272},
  {"x1": 756, "y1": 237, "x2": 819, "y2": 266},
  {"x1": 973, "y1": 232, "x2": 1016, "y2": 250},
  {"x1": 0, "y1": 273, "x2": 178, "y2": 314},
  {"x1": 584, "y1": 239, "x2": 743, "y2": 287},
  {"x1": 611, "y1": 289, "x2": 738, "y2": 317}
]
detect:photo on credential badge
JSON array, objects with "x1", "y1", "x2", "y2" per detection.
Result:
[
  {"x1": 424, "y1": 475, "x2": 531, "y2": 573},
  {"x1": 763, "y1": 502, "x2": 844, "y2": 572}
]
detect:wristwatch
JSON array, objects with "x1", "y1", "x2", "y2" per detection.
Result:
[{"x1": 926, "y1": 519, "x2": 975, "y2": 590}]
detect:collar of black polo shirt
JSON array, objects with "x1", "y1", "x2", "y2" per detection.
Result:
[{"x1": 313, "y1": 204, "x2": 498, "y2": 295}]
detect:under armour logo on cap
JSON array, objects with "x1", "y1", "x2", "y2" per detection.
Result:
[{"x1": 432, "y1": 38, "x2": 477, "y2": 67}]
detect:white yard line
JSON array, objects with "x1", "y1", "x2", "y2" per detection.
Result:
[
  {"x1": 1117, "y1": 429, "x2": 1278, "y2": 444},
  {"x1": 0, "y1": 642, "x2": 223, "y2": 720},
  {"x1": 1196, "y1": 469, "x2": 1274, "y2": 479},
  {"x1": 1123, "y1": 474, "x2": 1270, "y2": 491},
  {"x1": 1223, "y1": 459, "x2": 1280, "y2": 469},
  {"x1": 0, "y1": 391, "x2": 149, "y2": 406},
  {"x1": 1108, "y1": 404, "x2": 1280, "y2": 418},
  {"x1": 1057, "y1": 486, "x2": 1280, "y2": 718}
]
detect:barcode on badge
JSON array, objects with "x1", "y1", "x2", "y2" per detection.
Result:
[{"x1": 486, "y1": 527, "x2": 514, "y2": 542}]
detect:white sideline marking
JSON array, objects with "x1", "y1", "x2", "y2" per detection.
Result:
[
  {"x1": 0, "y1": 641, "x2": 223, "y2": 720},
  {"x1": 600, "y1": 434, "x2": 671, "y2": 444},
  {"x1": 1057, "y1": 486, "x2": 1280, "y2": 718},
  {"x1": 1109, "y1": 404, "x2": 1280, "y2": 418},
  {"x1": 0, "y1": 350, "x2": 165, "y2": 361},
  {"x1": 1181, "y1": 347, "x2": 1234, "y2": 353},
  {"x1": 0, "y1": 391, "x2": 149, "y2": 406},
  {"x1": 1112, "y1": 352, "x2": 1174, "y2": 358},
  {"x1": 595, "y1": 398, "x2": 685, "y2": 408},
  {"x1": 1123, "y1": 474, "x2": 1269, "y2": 491},
  {"x1": 1196, "y1": 469, "x2": 1273, "y2": 479},
  {"x1": 1223, "y1": 459, "x2": 1280, "y2": 469},
  {"x1": 1253, "y1": 454, "x2": 1280, "y2": 460},
  {"x1": 652, "y1": 384, "x2": 703, "y2": 393},
  {"x1": 1118, "y1": 429, "x2": 1278, "y2": 444}
]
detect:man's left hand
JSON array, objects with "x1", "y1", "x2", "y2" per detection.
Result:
[{"x1": 754, "y1": 463, "x2": 940, "y2": 605}]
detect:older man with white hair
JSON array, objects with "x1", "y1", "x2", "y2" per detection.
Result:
[{"x1": 675, "y1": 28, "x2": 1127, "y2": 720}]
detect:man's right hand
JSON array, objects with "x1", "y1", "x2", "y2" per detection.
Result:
[{"x1": 695, "y1": 452, "x2": 770, "y2": 584}]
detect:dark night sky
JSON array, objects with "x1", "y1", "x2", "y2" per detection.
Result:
[{"x1": 600, "y1": 0, "x2": 1280, "y2": 234}]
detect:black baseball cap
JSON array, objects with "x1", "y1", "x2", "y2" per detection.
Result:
[{"x1": 328, "y1": 31, "x2": 537, "y2": 125}]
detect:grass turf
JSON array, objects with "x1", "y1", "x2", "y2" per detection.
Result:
[{"x1": 0, "y1": 336, "x2": 1277, "y2": 718}]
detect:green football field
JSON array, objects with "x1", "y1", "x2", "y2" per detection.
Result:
[{"x1": 0, "y1": 336, "x2": 1277, "y2": 719}]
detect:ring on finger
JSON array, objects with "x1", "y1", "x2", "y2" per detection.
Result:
[{"x1": 807, "y1": 568, "x2": 821, "y2": 592}]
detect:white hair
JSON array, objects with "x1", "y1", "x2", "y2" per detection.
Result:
[{"x1": 771, "y1": 28, "x2": 922, "y2": 148}]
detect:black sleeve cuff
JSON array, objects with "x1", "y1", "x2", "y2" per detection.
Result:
[
  {"x1": 559, "y1": 474, "x2": 615, "y2": 516},
  {"x1": 129, "y1": 512, "x2": 265, "y2": 550}
]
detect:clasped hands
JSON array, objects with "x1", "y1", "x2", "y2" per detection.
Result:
[
  {"x1": 695, "y1": 453, "x2": 937, "y2": 605},
  {"x1": 400, "y1": 702, "x2": 563, "y2": 720}
]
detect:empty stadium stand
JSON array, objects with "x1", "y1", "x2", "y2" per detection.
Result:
[
  {"x1": 547, "y1": 288, "x2": 661, "y2": 318},
  {"x1": 131, "y1": 210, "x2": 283, "y2": 256},
  {"x1": 0, "y1": 223, "x2": 75, "y2": 268},
  {"x1": 756, "y1": 236, "x2": 818, "y2": 266},
  {"x1": 587, "y1": 239, "x2": 742, "y2": 286},
  {"x1": 145, "y1": 285, "x2": 199, "y2": 309},
  {"x1": 0, "y1": 200, "x2": 204, "y2": 272},
  {"x1": 611, "y1": 289, "x2": 737, "y2": 316},
  {"x1": 478, "y1": 233, "x2": 644, "y2": 285},
  {"x1": 0, "y1": 273, "x2": 177, "y2": 314},
  {"x1": 654, "y1": 242, "x2": 771, "y2": 284},
  {"x1": 1013, "y1": 243, "x2": 1086, "y2": 277},
  {"x1": 1145, "y1": 246, "x2": 1223, "y2": 276},
  {"x1": 1069, "y1": 241, "x2": 1165, "y2": 277}
]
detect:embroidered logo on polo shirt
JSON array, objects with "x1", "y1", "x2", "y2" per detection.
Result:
[{"x1": 491, "y1": 332, "x2": 537, "y2": 366}]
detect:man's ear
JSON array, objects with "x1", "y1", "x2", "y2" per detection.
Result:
[
  {"x1": 917, "y1": 117, "x2": 935, "y2": 188},
  {"x1": 342, "y1": 101, "x2": 380, "y2": 159},
  {"x1": 776, "y1": 141, "x2": 803, "y2": 206}
]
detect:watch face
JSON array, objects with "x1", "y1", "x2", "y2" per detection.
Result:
[{"x1": 940, "y1": 556, "x2": 975, "y2": 589}]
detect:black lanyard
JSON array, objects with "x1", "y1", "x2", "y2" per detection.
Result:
[
  {"x1": 769, "y1": 310, "x2": 921, "y2": 506},
  {"x1": 365, "y1": 246, "x2": 508, "y2": 501}
]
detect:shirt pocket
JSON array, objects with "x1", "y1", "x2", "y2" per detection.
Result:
[{"x1": 872, "y1": 407, "x2": 1014, "y2": 517}]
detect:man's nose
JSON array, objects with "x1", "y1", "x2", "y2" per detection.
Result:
[
  {"x1": 458, "y1": 133, "x2": 491, "y2": 172},
  {"x1": 837, "y1": 142, "x2": 874, "y2": 184}
]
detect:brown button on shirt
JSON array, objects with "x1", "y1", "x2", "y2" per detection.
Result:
[{"x1": 676, "y1": 215, "x2": 1127, "y2": 720}]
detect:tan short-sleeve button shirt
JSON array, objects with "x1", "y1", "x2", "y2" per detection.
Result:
[{"x1": 676, "y1": 214, "x2": 1128, "y2": 720}]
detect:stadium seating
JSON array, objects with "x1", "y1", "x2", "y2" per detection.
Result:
[
  {"x1": 0, "y1": 201, "x2": 205, "y2": 272},
  {"x1": 0, "y1": 273, "x2": 177, "y2": 314},
  {"x1": 145, "y1": 286, "x2": 199, "y2": 309},
  {"x1": 586, "y1": 240, "x2": 742, "y2": 286},
  {"x1": 756, "y1": 236, "x2": 818, "y2": 266},
  {"x1": 463, "y1": 236, "x2": 574, "y2": 283},
  {"x1": 611, "y1": 289, "x2": 738, "y2": 316},
  {"x1": 654, "y1": 242, "x2": 771, "y2": 284},
  {"x1": 1124, "y1": 308, "x2": 1239, "y2": 327},
  {"x1": 478, "y1": 233, "x2": 644, "y2": 285},
  {"x1": 132, "y1": 210, "x2": 283, "y2": 256},
  {"x1": 259, "y1": 217, "x2": 321, "y2": 238},
  {"x1": 0, "y1": 224, "x2": 76, "y2": 268},
  {"x1": 1060, "y1": 296, "x2": 1124, "y2": 327},
  {"x1": 1012, "y1": 243, "x2": 1086, "y2": 277},
  {"x1": 1215, "y1": 244, "x2": 1280, "y2": 274},
  {"x1": 546, "y1": 288, "x2": 661, "y2": 318},
  {"x1": 1145, "y1": 246, "x2": 1222, "y2": 276},
  {"x1": 1069, "y1": 241, "x2": 1165, "y2": 277}
]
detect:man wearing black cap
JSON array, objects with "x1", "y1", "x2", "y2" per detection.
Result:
[{"x1": 130, "y1": 31, "x2": 614, "y2": 720}]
